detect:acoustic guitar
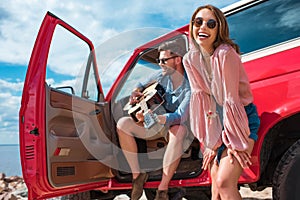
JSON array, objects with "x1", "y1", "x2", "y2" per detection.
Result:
[{"x1": 124, "y1": 82, "x2": 165, "y2": 126}]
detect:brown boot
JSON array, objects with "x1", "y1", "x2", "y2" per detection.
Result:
[
  {"x1": 154, "y1": 190, "x2": 169, "y2": 200},
  {"x1": 131, "y1": 173, "x2": 148, "y2": 200}
]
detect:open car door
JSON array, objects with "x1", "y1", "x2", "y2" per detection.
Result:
[{"x1": 19, "y1": 12, "x2": 115, "y2": 199}]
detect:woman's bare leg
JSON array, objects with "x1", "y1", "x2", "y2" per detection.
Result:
[
  {"x1": 216, "y1": 149, "x2": 243, "y2": 200},
  {"x1": 210, "y1": 161, "x2": 221, "y2": 200}
]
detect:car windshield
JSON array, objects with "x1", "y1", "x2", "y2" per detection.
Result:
[{"x1": 94, "y1": 28, "x2": 172, "y2": 96}]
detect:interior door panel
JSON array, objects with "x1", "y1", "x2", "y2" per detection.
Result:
[{"x1": 46, "y1": 85, "x2": 114, "y2": 186}]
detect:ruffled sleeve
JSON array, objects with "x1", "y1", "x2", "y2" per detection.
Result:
[
  {"x1": 217, "y1": 47, "x2": 251, "y2": 151},
  {"x1": 183, "y1": 50, "x2": 223, "y2": 150},
  {"x1": 222, "y1": 100, "x2": 250, "y2": 150}
]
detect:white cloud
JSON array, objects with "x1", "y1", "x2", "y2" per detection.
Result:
[
  {"x1": 0, "y1": 79, "x2": 23, "y2": 92},
  {"x1": 0, "y1": 79, "x2": 23, "y2": 144},
  {"x1": 0, "y1": 0, "x2": 236, "y2": 66},
  {"x1": 0, "y1": 90, "x2": 21, "y2": 144},
  {"x1": 46, "y1": 78, "x2": 76, "y2": 89},
  {"x1": 278, "y1": 3, "x2": 300, "y2": 29},
  {"x1": 0, "y1": 0, "x2": 238, "y2": 144}
]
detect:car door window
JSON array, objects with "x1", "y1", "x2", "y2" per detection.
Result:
[
  {"x1": 94, "y1": 28, "x2": 172, "y2": 97},
  {"x1": 227, "y1": 0, "x2": 300, "y2": 54},
  {"x1": 111, "y1": 35, "x2": 188, "y2": 123},
  {"x1": 47, "y1": 25, "x2": 98, "y2": 101}
]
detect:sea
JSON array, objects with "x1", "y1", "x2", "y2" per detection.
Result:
[{"x1": 0, "y1": 144, "x2": 22, "y2": 177}]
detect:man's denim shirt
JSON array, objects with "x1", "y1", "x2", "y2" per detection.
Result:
[{"x1": 137, "y1": 71, "x2": 191, "y2": 127}]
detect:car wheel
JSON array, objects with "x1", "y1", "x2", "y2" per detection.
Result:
[{"x1": 273, "y1": 138, "x2": 300, "y2": 200}]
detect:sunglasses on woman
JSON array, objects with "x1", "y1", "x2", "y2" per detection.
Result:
[{"x1": 192, "y1": 17, "x2": 217, "y2": 29}]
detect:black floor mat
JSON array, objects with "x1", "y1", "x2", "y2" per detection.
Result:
[{"x1": 116, "y1": 156, "x2": 203, "y2": 183}]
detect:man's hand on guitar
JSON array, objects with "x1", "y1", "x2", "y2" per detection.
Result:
[
  {"x1": 129, "y1": 90, "x2": 143, "y2": 105},
  {"x1": 136, "y1": 109, "x2": 163, "y2": 129},
  {"x1": 135, "y1": 110, "x2": 144, "y2": 122},
  {"x1": 125, "y1": 82, "x2": 165, "y2": 129}
]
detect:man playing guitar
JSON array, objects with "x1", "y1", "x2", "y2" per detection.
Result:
[{"x1": 117, "y1": 38, "x2": 191, "y2": 200}]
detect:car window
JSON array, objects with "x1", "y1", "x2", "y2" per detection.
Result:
[
  {"x1": 46, "y1": 25, "x2": 97, "y2": 100},
  {"x1": 82, "y1": 56, "x2": 99, "y2": 101},
  {"x1": 110, "y1": 35, "x2": 188, "y2": 123},
  {"x1": 113, "y1": 34, "x2": 188, "y2": 103},
  {"x1": 115, "y1": 58, "x2": 161, "y2": 102},
  {"x1": 227, "y1": 0, "x2": 300, "y2": 54},
  {"x1": 95, "y1": 28, "x2": 172, "y2": 97}
]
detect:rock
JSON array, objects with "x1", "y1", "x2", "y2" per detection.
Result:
[
  {"x1": 0, "y1": 173, "x2": 27, "y2": 200},
  {"x1": 0, "y1": 173, "x2": 6, "y2": 180},
  {"x1": 0, "y1": 172, "x2": 273, "y2": 200}
]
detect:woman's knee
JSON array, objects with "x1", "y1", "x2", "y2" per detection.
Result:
[
  {"x1": 215, "y1": 176, "x2": 229, "y2": 190},
  {"x1": 215, "y1": 166, "x2": 240, "y2": 191}
]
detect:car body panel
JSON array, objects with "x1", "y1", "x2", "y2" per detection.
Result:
[{"x1": 20, "y1": 0, "x2": 300, "y2": 199}]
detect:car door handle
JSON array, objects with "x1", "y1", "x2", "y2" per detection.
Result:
[
  {"x1": 90, "y1": 109, "x2": 101, "y2": 115},
  {"x1": 96, "y1": 101, "x2": 108, "y2": 106}
]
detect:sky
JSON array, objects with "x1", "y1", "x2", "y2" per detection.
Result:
[{"x1": 0, "y1": 0, "x2": 239, "y2": 144}]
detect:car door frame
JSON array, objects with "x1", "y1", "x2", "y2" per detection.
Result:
[{"x1": 19, "y1": 12, "x2": 113, "y2": 199}]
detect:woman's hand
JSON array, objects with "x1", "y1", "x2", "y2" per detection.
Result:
[
  {"x1": 227, "y1": 149, "x2": 251, "y2": 168},
  {"x1": 227, "y1": 139, "x2": 255, "y2": 168},
  {"x1": 202, "y1": 148, "x2": 217, "y2": 170}
]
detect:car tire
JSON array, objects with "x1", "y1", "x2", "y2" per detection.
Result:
[{"x1": 273, "y1": 138, "x2": 300, "y2": 200}]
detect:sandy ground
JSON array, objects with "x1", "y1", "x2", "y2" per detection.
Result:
[{"x1": 114, "y1": 187, "x2": 272, "y2": 200}]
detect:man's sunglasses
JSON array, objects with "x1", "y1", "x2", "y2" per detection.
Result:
[
  {"x1": 192, "y1": 17, "x2": 217, "y2": 29},
  {"x1": 156, "y1": 56, "x2": 177, "y2": 64}
]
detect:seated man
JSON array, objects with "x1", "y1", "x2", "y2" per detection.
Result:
[{"x1": 117, "y1": 39, "x2": 191, "y2": 200}]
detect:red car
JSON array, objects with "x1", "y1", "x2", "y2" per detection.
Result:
[{"x1": 20, "y1": 0, "x2": 300, "y2": 199}]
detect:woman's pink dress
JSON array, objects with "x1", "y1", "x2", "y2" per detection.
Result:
[{"x1": 183, "y1": 44, "x2": 253, "y2": 151}]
